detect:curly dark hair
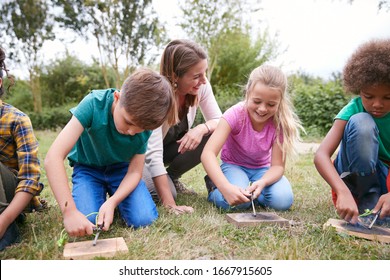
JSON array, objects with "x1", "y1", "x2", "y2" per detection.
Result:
[{"x1": 343, "y1": 38, "x2": 390, "y2": 95}]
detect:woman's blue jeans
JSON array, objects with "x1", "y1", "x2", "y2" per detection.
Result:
[
  {"x1": 334, "y1": 113, "x2": 388, "y2": 195},
  {"x1": 72, "y1": 162, "x2": 158, "y2": 228},
  {"x1": 208, "y1": 162, "x2": 294, "y2": 211}
]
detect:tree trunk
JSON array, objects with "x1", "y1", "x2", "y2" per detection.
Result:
[{"x1": 29, "y1": 70, "x2": 42, "y2": 113}]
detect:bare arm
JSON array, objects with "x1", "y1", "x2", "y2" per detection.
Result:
[
  {"x1": 314, "y1": 119, "x2": 359, "y2": 224},
  {"x1": 0, "y1": 192, "x2": 32, "y2": 239},
  {"x1": 201, "y1": 118, "x2": 251, "y2": 205},
  {"x1": 248, "y1": 140, "x2": 285, "y2": 197},
  {"x1": 97, "y1": 153, "x2": 145, "y2": 230},
  {"x1": 153, "y1": 175, "x2": 194, "y2": 214},
  {"x1": 44, "y1": 116, "x2": 95, "y2": 236}
]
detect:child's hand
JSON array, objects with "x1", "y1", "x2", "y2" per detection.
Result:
[
  {"x1": 373, "y1": 192, "x2": 390, "y2": 219},
  {"x1": 336, "y1": 191, "x2": 359, "y2": 224},
  {"x1": 97, "y1": 200, "x2": 116, "y2": 231},
  {"x1": 247, "y1": 180, "x2": 266, "y2": 199},
  {"x1": 63, "y1": 209, "x2": 95, "y2": 237},
  {"x1": 222, "y1": 184, "x2": 251, "y2": 206}
]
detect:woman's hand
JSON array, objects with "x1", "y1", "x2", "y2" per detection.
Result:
[
  {"x1": 165, "y1": 204, "x2": 194, "y2": 215},
  {"x1": 177, "y1": 124, "x2": 208, "y2": 154}
]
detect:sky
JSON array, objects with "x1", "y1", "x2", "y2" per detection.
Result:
[
  {"x1": 153, "y1": 0, "x2": 390, "y2": 79},
  {"x1": 14, "y1": 0, "x2": 390, "y2": 80}
]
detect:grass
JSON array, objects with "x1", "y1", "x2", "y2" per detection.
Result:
[{"x1": 1, "y1": 130, "x2": 389, "y2": 260}]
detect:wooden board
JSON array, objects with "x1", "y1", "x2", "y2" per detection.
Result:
[
  {"x1": 63, "y1": 237, "x2": 128, "y2": 260},
  {"x1": 323, "y1": 218, "x2": 390, "y2": 243},
  {"x1": 226, "y1": 212, "x2": 290, "y2": 228}
]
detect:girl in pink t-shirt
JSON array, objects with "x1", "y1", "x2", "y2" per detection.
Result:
[{"x1": 201, "y1": 65, "x2": 304, "y2": 211}]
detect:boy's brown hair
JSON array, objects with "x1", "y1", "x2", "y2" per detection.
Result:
[
  {"x1": 343, "y1": 38, "x2": 390, "y2": 94},
  {"x1": 120, "y1": 68, "x2": 178, "y2": 130}
]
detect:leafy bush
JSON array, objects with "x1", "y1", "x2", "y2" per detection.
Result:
[
  {"x1": 27, "y1": 103, "x2": 75, "y2": 130},
  {"x1": 292, "y1": 79, "x2": 352, "y2": 137},
  {"x1": 3, "y1": 79, "x2": 34, "y2": 112}
]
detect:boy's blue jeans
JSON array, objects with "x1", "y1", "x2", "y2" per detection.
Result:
[
  {"x1": 72, "y1": 162, "x2": 158, "y2": 228},
  {"x1": 334, "y1": 113, "x2": 388, "y2": 195},
  {"x1": 208, "y1": 162, "x2": 294, "y2": 211}
]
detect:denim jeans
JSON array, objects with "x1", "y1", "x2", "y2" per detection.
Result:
[
  {"x1": 72, "y1": 162, "x2": 158, "y2": 228},
  {"x1": 334, "y1": 113, "x2": 388, "y2": 195},
  {"x1": 208, "y1": 162, "x2": 294, "y2": 211}
]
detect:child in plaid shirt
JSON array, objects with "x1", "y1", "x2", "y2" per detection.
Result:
[{"x1": 0, "y1": 47, "x2": 45, "y2": 251}]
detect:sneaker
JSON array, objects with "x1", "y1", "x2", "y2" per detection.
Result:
[
  {"x1": 170, "y1": 176, "x2": 197, "y2": 195},
  {"x1": 0, "y1": 221, "x2": 21, "y2": 251},
  {"x1": 204, "y1": 175, "x2": 217, "y2": 194}
]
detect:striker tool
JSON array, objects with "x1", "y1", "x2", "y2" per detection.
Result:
[{"x1": 93, "y1": 224, "x2": 103, "y2": 246}]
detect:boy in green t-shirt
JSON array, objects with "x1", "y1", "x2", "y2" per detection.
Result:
[
  {"x1": 314, "y1": 38, "x2": 390, "y2": 226},
  {"x1": 45, "y1": 68, "x2": 177, "y2": 237}
]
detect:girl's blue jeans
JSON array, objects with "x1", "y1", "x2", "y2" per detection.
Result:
[
  {"x1": 208, "y1": 162, "x2": 294, "y2": 211},
  {"x1": 334, "y1": 113, "x2": 388, "y2": 195},
  {"x1": 72, "y1": 162, "x2": 158, "y2": 228}
]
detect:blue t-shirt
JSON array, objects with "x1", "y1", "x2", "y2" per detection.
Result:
[
  {"x1": 335, "y1": 97, "x2": 390, "y2": 163},
  {"x1": 68, "y1": 89, "x2": 152, "y2": 167}
]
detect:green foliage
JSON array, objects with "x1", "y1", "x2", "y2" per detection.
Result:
[
  {"x1": 54, "y1": 0, "x2": 165, "y2": 88},
  {"x1": 40, "y1": 53, "x2": 112, "y2": 107},
  {"x1": 0, "y1": 0, "x2": 55, "y2": 113},
  {"x1": 179, "y1": 0, "x2": 268, "y2": 82},
  {"x1": 291, "y1": 74, "x2": 352, "y2": 137},
  {"x1": 27, "y1": 103, "x2": 74, "y2": 130},
  {"x1": 211, "y1": 29, "x2": 279, "y2": 88},
  {"x1": 3, "y1": 79, "x2": 33, "y2": 112}
]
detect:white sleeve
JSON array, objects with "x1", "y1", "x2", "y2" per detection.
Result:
[{"x1": 145, "y1": 126, "x2": 167, "y2": 178}]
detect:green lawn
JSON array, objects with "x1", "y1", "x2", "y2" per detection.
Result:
[{"x1": 1, "y1": 130, "x2": 389, "y2": 260}]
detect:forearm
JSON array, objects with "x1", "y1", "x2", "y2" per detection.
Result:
[
  {"x1": 153, "y1": 174, "x2": 176, "y2": 206},
  {"x1": 108, "y1": 172, "x2": 140, "y2": 206},
  {"x1": 201, "y1": 152, "x2": 230, "y2": 192},
  {"x1": 314, "y1": 152, "x2": 349, "y2": 196},
  {"x1": 259, "y1": 165, "x2": 285, "y2": 187},
  {"x1": 45, "y1": 158, "x2": 75, "y2": 214},
  {"x1": 0, "y1": 192, "x2": 32, "y2": 227}
]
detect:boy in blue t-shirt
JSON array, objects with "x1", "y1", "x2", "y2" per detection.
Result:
[
  {"x1": 314, "y1": 38, "x2": 390, "y2": 226},
  {"x1": 45, "y1": 68, "x2": 176, "y2": 237}
]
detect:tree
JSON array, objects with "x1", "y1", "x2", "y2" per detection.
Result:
[
  {"x1": 211, "y1": 28, "x2": 280, "y2": 88},
  {"x1": 0, "y1": 0, "x2": 55, "y2": 113},
  {"x1": 179, "y1": 0, "x2": 253, "y2": 80},
  {"x1": 347, "y1": 0, "x2": 390, "y2": 11},
  {"x1": 40, "y1": 52, "x2": 112, "y2": 107},
  {"x1": 55, "y1": 0, "x2": 165, "y2": 88}
]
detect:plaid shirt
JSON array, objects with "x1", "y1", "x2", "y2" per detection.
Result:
[{"x1": 0, "y1": 100, "x2": 43, "y2": 200}]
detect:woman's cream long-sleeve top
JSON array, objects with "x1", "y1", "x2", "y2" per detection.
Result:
[{"x1": 145, "y1": 79, "x2": 222, "y2": 178}]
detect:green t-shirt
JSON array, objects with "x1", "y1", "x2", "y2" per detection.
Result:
[
  {"x1": 335, "y1": 97, "x2": 390, "y2": 163},
  {"x1": 68, "y1": 89, "x2": 152, "y2": 167}
]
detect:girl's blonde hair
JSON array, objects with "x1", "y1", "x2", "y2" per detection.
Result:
[{"x1": 245, "y1": 65, "x2": 304, "y2": 159}]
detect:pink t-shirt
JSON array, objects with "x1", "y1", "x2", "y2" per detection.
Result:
[{"x1": 221, "y1": 102, "x2": 280, "y2": 168}]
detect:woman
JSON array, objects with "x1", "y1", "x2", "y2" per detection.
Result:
[{"x1": 143, "y1": 39, "x2": 222, "y2": 214}]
